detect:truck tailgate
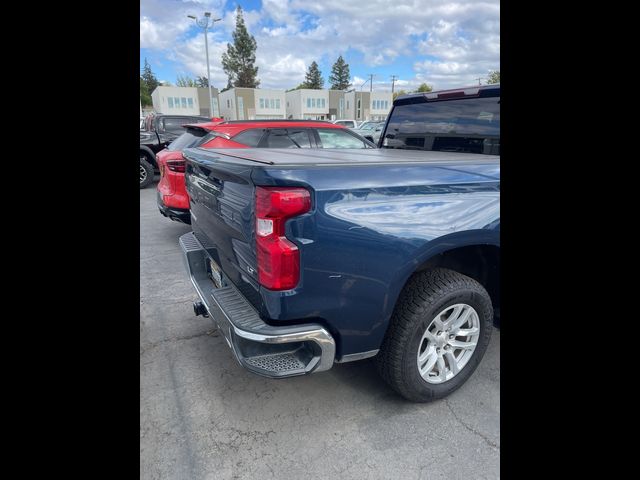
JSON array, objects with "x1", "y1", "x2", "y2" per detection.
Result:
[{"x1": 184, "y1": 155, "x2": 262, "y2": 308}]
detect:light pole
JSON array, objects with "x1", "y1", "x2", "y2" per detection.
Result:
[
  {"x1": 360, "y1": 74, "x2": 375, "y2": 92},
  {"x1": 188, "y1": 12, "x2": 221, "y2": 117}
]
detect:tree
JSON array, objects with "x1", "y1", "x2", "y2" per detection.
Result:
[
  {"x1": 415, "y1": 83, "x2": 433, "y2": 93},
  {"x1": 286, "y1": 84, "x2": 306, "y2": 92},
  {"x1": 140, "y1": 78, "x2": 152, "y2": 106},
  {"x1": 393, "y1": 89, "x2": 407, "y2": 101},
  {"x1": 141, "y1": 58, "x2": 159, "y2": 94},
  {"x1": 486, "y1": 70, "x2": 500, "y2": 84},
  {"x1": 196, "y1": 76, "x2": 209, "y2": 88},
  {"x1": 176, "y1": 75, "x2": 196, "y2": 87},
  {"x1": 302, "y1": 61, "x2": 324, "y2": 89},
  {"x1": 329, "y1": 56, "x2": 351, "y2": 90},
  {"x1": 221, "y1": 7, "x2": 260, "y2": 88}
]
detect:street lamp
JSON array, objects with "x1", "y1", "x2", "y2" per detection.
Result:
[{"x1": 188, "y1": 12, "x2": 222, "y2": 117}]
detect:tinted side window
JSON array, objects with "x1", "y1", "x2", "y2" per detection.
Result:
[
  {"x1": 231, "y1": 128, "x2": 265, "y2": 147},
  {"x1": 317, "y1": 129, "x2": 366, "y2": 148},
  {"x1": 383, "y1": 97, "x2": 500, "y2": 155},
  {"x1": 264, "y1": 129, "x2": 312, "y2": 148}
]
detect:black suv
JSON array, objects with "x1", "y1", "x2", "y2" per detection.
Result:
[{"x1": 140, "y1": 114, "x2": 211, "y2": 188}]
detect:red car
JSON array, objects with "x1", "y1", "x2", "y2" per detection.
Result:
[{"x1": 157, "y1": 120, "x2": 376, "y2": 224}]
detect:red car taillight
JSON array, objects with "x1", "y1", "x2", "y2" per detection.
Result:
[
  {"x1": 255, "y1": 186, "x2": 311, "y2": 290},
  {"x1": 167, "y1": 160, "x2": 186, "y2": 173}
]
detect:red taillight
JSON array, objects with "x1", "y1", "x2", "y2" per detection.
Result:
[
  {"x1": 167, "y1": 160, "x2": 186, "y2": 173},
  {"x1": 255, "y1": 187, "x2": 311, "y2": 290}
]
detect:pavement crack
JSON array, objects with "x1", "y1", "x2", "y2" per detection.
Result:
[
  {"x1": 140, "y1": 329, "x2": 217, "y2": 356},
  {"x1": 444, "y1": 398, "x2": 500, "y2": 451}
]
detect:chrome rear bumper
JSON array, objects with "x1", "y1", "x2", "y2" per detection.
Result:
[{"x1": 179, "y1": 232, "x2": 336, "y2": 378}]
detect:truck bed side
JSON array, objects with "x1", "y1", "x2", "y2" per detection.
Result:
[{"x1": 184, "y1": 147, "x2": 500, "y2": 359}]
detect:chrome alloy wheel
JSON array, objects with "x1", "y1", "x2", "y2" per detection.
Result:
[
  {"x1": 140, "y1": 159, "x2": 148, "y2": 184},
  {"x1": 417, "y1": 303, "x2": 480, "y2": 384}
]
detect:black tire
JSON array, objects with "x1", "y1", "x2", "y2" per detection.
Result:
[
  {"x1": 376, "y1": 268, "x2": 493, "y2": 402},
  {"x1": 139, "y1": 154, "x2": 154, "y2": 189}
]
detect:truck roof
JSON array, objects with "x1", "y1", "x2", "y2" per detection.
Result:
[
  {"x1": 184, "y1": 147, "x2": 500, "y2": 169},
  {"x1": 394, "y1": 83, "x2": 500, "y2": 105}
]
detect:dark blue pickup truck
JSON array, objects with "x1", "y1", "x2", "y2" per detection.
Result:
[{"x1": 180, "y1": 84, "x2": 500, "y2": 402}]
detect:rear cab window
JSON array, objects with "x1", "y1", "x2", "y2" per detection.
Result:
[
  {"x1": 162, "y1": 117, "x2": 209, "y2": 133},
  {"x1": 162, "y1": 118, "x2": 191, "y2": 133},
  {"x1": 382, "y1": 95, "x2": 500, "y2": 155}
]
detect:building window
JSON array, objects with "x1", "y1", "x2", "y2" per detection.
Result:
[
  {"x1": 237, "y1": 96, "x2": 244, "y2": 120},
  {"x1": 287, "y1": 101, "x2": 290, "y2": 108},
  {"x1": 307, "y1": 98, "x2": 311, "y2": 108},
  {"x1": 385, "y1": 100, "x2": 388, "y2": 109},
  {"x1": 168, "y1": 97, "x2": 174, "y2": 108},
  {"x1": 188, "y1": 98, "x2": 194, "y2": 108},
  {"x1": 227, "y1": 99, "x2": 231, "y2": 108},
  {"x1": 174, "y1": 97, "x2": 180, "y2": 108},
  {"x1": 181, "y1": 97, "x2": 187, "y2": 108},
  {"x1": 276, "y1": 98, "x2": 280, "y2": 109},
  {"x1": 312, "y1": 98, "x2": 316, "y2": 108},
  {"x1": 270, "y1": 98, "x2": 275, "y2": 109},
  {"x1": 260, "y1": 98, "x2": 265, "y2": 109},
  {"x1": 346, "y1": 100, "x2": 349, "y2": 110}
]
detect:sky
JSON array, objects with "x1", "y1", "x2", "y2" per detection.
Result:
[{"x1": 140, "y1": 0, "x2": 500, "y2": 92}]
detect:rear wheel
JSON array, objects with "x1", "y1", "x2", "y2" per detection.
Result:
[
  {"x1": 376, "y1": 268, "x2": 493, "y2": 402},
  {"x1": 140, "y1": 155, "x2": 154, "y2": 189}
]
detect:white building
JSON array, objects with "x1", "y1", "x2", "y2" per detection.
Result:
[
  {"x1": 344, "y1": 90, "x2": 393, "y2": 123},
  {"x1": 151, "y1": 86, "x2": 220, "y2": 117},
  {"x1": 369, "y1": 91, "x2": 393, "y2": 121},
  {"x1": 151, "y1": 86, "x2": 200, "y2": 115},
  {"x1": 218, "y1": 88, "x2": 286, "y2": 120},
  {"x1": 285, "y1": 89, "x2": 330, "y2": 120}
]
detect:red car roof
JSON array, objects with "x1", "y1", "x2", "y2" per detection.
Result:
[{"x1": 181, "y1": 120, "x2": 344, "y2": 136}]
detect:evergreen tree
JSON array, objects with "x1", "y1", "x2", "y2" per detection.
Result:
[
  {"x1": 221, "y1": 7, "x2": 260, "y2": 88},
  {"x1": 140, "y1": 78, "x2": 152, "y2": 106},
  {"x1": 196, "y1": 76, "x2": 209, "y2": 88},
  {"x1": 329, "y1": 56, "x2": 351, "y2": 90},
  {"x1": 141, "y1": 58, "x2": 160, "y2": 94},
  {"x1": 303, "y1": 61, "x2": 324, "y2": 89}
]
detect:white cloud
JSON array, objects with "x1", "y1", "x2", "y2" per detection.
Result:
[{"x1": 140, "y1": 0, "x2": 499, "y2": 90}]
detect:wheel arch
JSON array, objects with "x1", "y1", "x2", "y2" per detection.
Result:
[
  {"x1": 385, "y1": 230, "x2": 500, "y2": 333},
  {"x1": 139, "y1": 145, "x2": 157, "y2": 167}
]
